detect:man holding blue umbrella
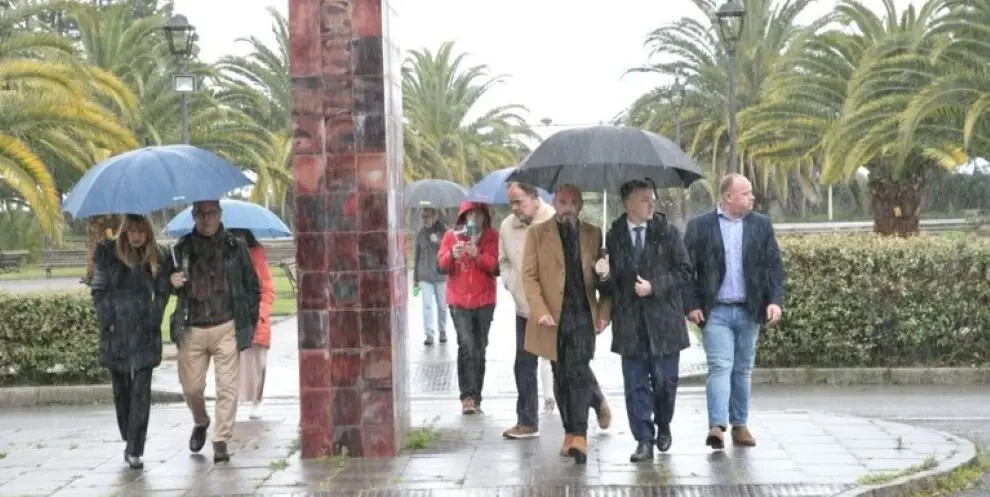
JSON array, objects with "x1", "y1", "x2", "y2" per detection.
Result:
[{"x1": 168, "y1": 200, "x2": 260, "y2": 463}]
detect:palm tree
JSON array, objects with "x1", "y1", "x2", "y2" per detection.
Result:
[
  {"x1": 742, "y1": 0, "x2": 954, "y2": 235},
  {"x1": 215, "y1": 6, "x2": 292, "y2": 212},
  {"x1": 624, "y1": 0, "x2": 822, "y2": 212},
  {"x1": 402, "y1": 41, "x2": 537, "y2": 183},
  {"x1": 1, "y1": 1, "x2": 138, "y2": 241}
]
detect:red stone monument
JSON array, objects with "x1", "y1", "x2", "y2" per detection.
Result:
[{"x1": 288, "y1": 0, "x2": 408, "y2": 458}]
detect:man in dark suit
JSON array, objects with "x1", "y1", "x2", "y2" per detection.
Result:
[
  {"x1": 683, "y1": 173, "x2": 785, "y2": 451},
  {"x1": 597, "y1": 179, "x2": 693, "y2": 462}
]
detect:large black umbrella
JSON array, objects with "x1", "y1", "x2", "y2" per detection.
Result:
[
  {"x1": 405, "y1": 179, "x2": 468, "y2": 209},
  {"x1": 508, "y1": 125, "x2": 703, "y2": 192}
]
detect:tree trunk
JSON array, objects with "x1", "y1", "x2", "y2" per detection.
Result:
[
  {"x1": 83, "y1": 215, "x2": 121, "y2": 284},
  {"x1": 868, "y1": 163, "x2": 923, "y2": 237}
]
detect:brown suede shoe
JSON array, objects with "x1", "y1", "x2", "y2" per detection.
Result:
[
  {"x1": 731, "y1": 426, "x2": 756, "y2": 446},
  {"x1": 461, "y1": 398, "x2": 477, "y2": 415},
  {"x1": 502, "y1": 425, "x2": 539, "y2": 439},
  {"x1": 559, "y1": 434, "x2": 575, "y2": 457},
  {"x1": 567, "y1": 436, "x2": 588, "y2": 464},
  {"x1": 705, "y1": 426, "x2": 726, "y2": 450},
  {"x1": 596, "y1": 400, "x2": 612, "y2": 430}
]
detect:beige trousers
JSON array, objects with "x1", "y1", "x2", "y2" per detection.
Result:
[
  {"x1": 178, "y1": 320, "x2": 239, "y2": 442},
  {"x1": 238, "y1": 345, "x2": 269, "y2": 403}
]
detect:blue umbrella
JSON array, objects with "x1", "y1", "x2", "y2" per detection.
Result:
[
  {"x1": 163, "y1": 199, "x2": 291, "y2": 239},
  {"x1": 63, "y1": 145, "x2": 253, "y2": 219},
  {"x1": 465, "y1": 167, "x2": 553, "y2": 205}
]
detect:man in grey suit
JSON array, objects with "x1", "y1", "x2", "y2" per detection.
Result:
[{"x1": 683, "y1": 174, "x2": 786, "y2": 451}]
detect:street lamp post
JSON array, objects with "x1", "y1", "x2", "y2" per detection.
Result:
[
  {"x1": 163, "y1": 14, "x2": 197, "y2": 145},
  {"x1": 669, "y1": 75, "x2": 687, "y2": 224},
  {"x1": 715, "y1": 0, "x2": 745, "y2": 174}
]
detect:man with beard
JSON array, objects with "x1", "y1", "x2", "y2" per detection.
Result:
[
  {"x1": 597, "y1": 179, "x2": 693, "y2": 462},
  {"x1": 500, "y1": 183, "x2": 614, "y2": 440},
  {"x1": 521, "y1": 184, "x2": 610, "y2": 464}
]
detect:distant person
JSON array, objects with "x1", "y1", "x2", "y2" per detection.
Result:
[
  {"x1": 521, "y1": 184, "x2": 611, "y2": 464},
  {"x1": 437, "y1": 201, "x2": 499, "y2": 415},
  {"x1": 90, "y1": 214, "x2": 171, "y2": 469},
  {"x1": 597, "y1": 179, "x2": 693, "y2": 462},
  {"x1": 413, "y1": 207, "x2": 449, "y2": 346},
  {"x1": 168, "y1": 200, "x2": 260, "y2": 462},
  {"x1": 683, "y1": 173, "x2": 786, "y2": 450},
  {"x1": 229, "y1": 229, "x2": 276, "y2": 420}
]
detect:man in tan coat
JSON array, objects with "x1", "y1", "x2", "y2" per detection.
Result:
[{"x1": 521, "y1": 184, "x2": 611, "y2": 464}]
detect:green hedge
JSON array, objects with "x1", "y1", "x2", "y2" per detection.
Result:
[
  {"x1": 762, "y1": 234, "x2": 990, "y2": 368},
  {"x1": 0, "y1": 291, "x2": 106, "y2": 385}
]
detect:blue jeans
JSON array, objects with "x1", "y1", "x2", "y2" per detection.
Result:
[
  {"x1": 703, "y1": 304, "x2": 760, "y2": 428},
  {"x1": 621, "y1": 353, "x2": 680, "y2": 443},
  {"x1": 420, "y1": 281, "x2": 447, "y2": 339},
  {"x1": 514, "y1": 316, "x2": 539, "y2": 428}
]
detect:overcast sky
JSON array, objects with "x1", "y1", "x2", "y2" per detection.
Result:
[{"x1": 173, "y1": 0, "x2": 919, "y2": 134}]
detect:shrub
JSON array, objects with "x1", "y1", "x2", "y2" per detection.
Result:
[
  {"x1": 762, "y1": 234, "x2": 990, "y2": 368},
  {"x1": 0, "y1": 291, "x2": 106, "y2": 385}
]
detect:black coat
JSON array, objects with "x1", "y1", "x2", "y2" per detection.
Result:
[
  {"x1": 682, "y1": 210, "x2": 786, "y2": 324},
  {"x1": 599, "y1": 213, "x2": 692, "y2": 358},
  {"x1": 168, "y1": 230, "x2": 261, "y2": 351},
  {"x1": 90, "y1": 240, "x2": 171, "y2": 373}
]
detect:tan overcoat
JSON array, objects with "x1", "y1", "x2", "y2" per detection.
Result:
[{"x1": 521, "y1": 218, "x2": 611, "y2": 361}]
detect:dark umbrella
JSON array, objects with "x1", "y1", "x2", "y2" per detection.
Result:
[
  {"x1": 507, "y1": 125, "x2": 703, "y2": 192},
  {"x1": 405, "y1": 179, "x2": 468, "y2": 209}
]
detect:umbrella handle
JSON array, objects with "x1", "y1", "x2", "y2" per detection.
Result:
[{"x1": 169, "y1": 244, "x2": 178, "y2": 268}]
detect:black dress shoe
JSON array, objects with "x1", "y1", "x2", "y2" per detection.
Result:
[
  {"x1": 124, "y1": 452, "x2": 144, "y2": 470},
  {"x1": 189, "y1": 419, "x2": 210, "y2": 453},
  {"x1": 657, "y1": 424, "x2": 672, "y2": 453},
  {"x1": 629, "y1": 442, "x2": 654, "y2": 462},
  {"x1": 657, "y1": 434, "x2": 673, "y2": 453}
]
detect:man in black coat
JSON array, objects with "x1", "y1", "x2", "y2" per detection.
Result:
[
  {"x1": 683, "y1": 173, "x2": 785, "y2": 451},
  {"x1": 597, "y1": 179, "x2": 693, "y2": 462}
]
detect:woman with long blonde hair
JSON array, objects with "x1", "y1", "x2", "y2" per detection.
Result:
[{"x1": 91, "y1": 214, "x2": 172, "y2": 470}]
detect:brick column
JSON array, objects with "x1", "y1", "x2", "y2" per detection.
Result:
[{"x1": 288, "y1": 0, "x2": 407, "y2": 458}]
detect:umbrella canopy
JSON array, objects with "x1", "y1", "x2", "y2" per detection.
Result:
[
  {"x1": 507, "y1": 125, "x2": 703, "y2": 192},
  {"x1": 465, "y1": 167, "x2": 553, "y2": 205},
  {"x1": 163, "y1": 199, "x2": 291, "y2": 239},
  {"x1": 405, "y1": 179, "x2": 468, "y2": 209},
  {"x1": 62, "y1": 145, "x2": 253, "y2": 219}
]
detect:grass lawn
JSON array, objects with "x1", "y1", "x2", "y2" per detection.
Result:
[
  {"x1": 0, "y1": 265, "x2": 86, "y2": 281},
  {"x1": 160, "y1": 271, "x2": 296, "y2": 342}
]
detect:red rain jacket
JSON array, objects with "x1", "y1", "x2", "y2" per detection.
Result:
[{"x1": 437, "y1": 201, "x2": 499, "y2": 309}]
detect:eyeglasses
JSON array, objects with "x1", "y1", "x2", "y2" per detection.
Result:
[{"x1": 194, "y1": 210, "x2": 221, "y2": 219}]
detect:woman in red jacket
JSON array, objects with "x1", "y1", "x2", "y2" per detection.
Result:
[
  {"x1": 230, "y1": 229, "x2": 276, "y2": 420},
  {"x1": 437, "y1": 201, "x2": 499, "y2": 415}
]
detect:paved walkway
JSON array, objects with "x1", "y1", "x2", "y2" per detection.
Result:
[
  {"x1": 0, "y1": 395, "x2": 971, "y2": 497},
  {"x1": 0, "y1": 278, "x2": 83, "y2": 294},
  {"x1": 151, "y1": 279, "x2": 709, "y2": 400}
]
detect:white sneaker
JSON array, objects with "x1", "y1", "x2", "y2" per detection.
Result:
[{"x1": 249, "y1": 402, "x2": 262, "y2": 420}]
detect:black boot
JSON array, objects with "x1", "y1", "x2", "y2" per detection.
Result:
[
  {"x1": 629, "y1": 441, "x2": 654, "y2": 462},
  {"x1": 656, "y1": 424, "x2": 673, "y2": 453}
]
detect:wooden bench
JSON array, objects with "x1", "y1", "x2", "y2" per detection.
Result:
[
  {"x1": 278, "y1": 259, "x2": 297, "y2": 295},
  {"x1": 41, "y1": 249, "x2": 88, "y2": 278},
  {"x1": 0, "y1": 250, "x2": 28, "y2": 273}
]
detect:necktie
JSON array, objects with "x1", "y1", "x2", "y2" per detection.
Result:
[{"x1": 633, "y1": 227, "x2": 644, "y2": 262}]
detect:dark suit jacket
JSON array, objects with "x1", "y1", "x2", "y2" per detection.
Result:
[
  {"x1": 683, "y1": 210, "x2": 785, "y2": 324},
  {"x1": 598, "y1": 213, "x2": 692, "y2": 358}
]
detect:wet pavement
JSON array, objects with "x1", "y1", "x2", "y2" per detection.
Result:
[
  {"x1": 151, "y1": 279, "x2": 709, "y2": 400},
  {"x1": 0, "y1": 387, "x2": 975, "y2": 497}
]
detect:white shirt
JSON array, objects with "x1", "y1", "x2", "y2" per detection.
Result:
[{"x1": 627, "y1": 219, "x2": 647, "y2": 246}]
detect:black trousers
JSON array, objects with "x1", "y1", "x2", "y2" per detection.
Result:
[
  {"x1": 552, "y1": 326, "x2": 595, "y2": 437},
  {"x1": 111, "y1": 367, "x2": 154, "y2": 457},
  {"x1": 451, "y1": 305, "x2": 495, "y2": 403}
]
